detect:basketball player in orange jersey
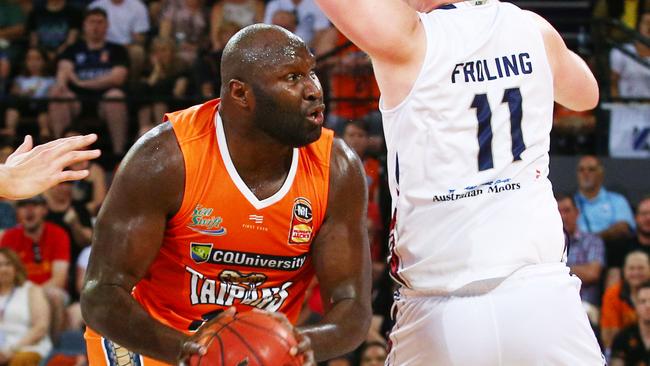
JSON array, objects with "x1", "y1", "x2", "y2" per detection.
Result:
[
  {"x1": 80, "y1": 24, "x2": 372, "y2": 366},
  {"x1": 0, "y1": 134, "x2": 101, "y2": 199}
]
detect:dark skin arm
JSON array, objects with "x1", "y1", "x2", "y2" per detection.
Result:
[
  {"x1": 298, "y1": 138, "x2": 373, "y2": 361},
  {"x1": 80, "y1": 123, "x2": 197, "y2": 364}
]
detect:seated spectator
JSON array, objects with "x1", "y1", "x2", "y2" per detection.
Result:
[
  {"x1": 0, "y1": 49, "x2": 9, "y2": 98},
  {"x1": 0, "y1": 248, "x2": 52, "y2": 366},
  {"x1": 136, "y1": 37, "x2": 189, "y2": 135},
  {"x1": 607, "y1": 196, "x2": 650, "y2": 287},
  {"x1": 63, "y1": 128, "x2": 107, "y2": 216},
  {"x1": 193, "y1": 21, "x2": 240, "y2": 99},
  {"x1": 342, "y1": 120, "x2": 380, "y2": 203},
  {"x1": 3, "y1": 48, "x2": 55, "y2": 139},
  {"x1": 594, "y1": 0, "x2": 647, "y2": 38},
  {"x1": 556, "y1": 193, "x2": 606, "y2": 310},
  {"x1": 0, "y1": 195, "x2": 70, "y2": 343},
  {"x1": 263, "y1": 0, "x2": 334, "y2": 55},
  {"x1": 209, "y1": 0, "x2": 264, "y2": 50},
  {"x1": 26, "y1": 0, "x2": 82, "y2": 61},
  {"x1": 324, "y1": 30, "x2": 381, "y2": 133},
  {"x1": 159, "y1": 0, "x2": 207, "y2": 64},
  {"x1": 0, "y1": 0, "x2": 27, "y2": 64},
  {"x1": 65, "y1": 244, "x2": 90, "y2": 330},
  {"x1": 88, "y1": 0, "x2": 150, "y2": 80},
  {"x1": 607, "y1": 10, "x2": 650, "y2": 158},
  {"x1": 0, "y1": 137, "x2": 16, "y2": 236},
  {"x1": 551, "y1": 103, "x2": 596, "y2": 155},
  {"x1": 359, "y1": 341, "x2": 387, "y2": 366},
  {"x1": 48, "y1": 8, "x2": 129, "y2": 156},
  {"x1": 601, "y1": 250, "x2": 650, "y2": 350},
  {"x1": 610, "y1": 280, "x2": 650, "y2": 366},
  {"x1": 270, "y1": 9, "x2": 297, "y2": 33},
  {"x1": 574, "y1": 155, "x2": 636, "y2": 241}
]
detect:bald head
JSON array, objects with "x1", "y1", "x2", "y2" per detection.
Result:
[{"x1": 220, "y1": 24, "x2": 308, "y2": 91}]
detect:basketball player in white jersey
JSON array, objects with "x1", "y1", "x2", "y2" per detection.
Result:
[{"x1": 314, "y1": 0, "x2": 603, "y2": 364}]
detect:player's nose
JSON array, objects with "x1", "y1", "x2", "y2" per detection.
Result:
[{"x1": 303, "y1": 74, "x2": 323, "y2": 101}]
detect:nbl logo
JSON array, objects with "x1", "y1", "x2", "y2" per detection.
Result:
[{"x1": 289, "y1": 198, "x2": 313, "y2": 244}]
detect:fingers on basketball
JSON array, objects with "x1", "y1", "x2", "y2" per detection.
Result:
[{"x1": 189, "y1": 311, "x2": 303, "y2": 366}]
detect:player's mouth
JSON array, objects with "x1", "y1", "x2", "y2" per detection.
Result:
[{"x1": 306, "y1": 104, "x2": 325, "y2": 126}]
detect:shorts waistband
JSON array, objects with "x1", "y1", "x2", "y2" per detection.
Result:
[{"x1": 398, "y1": 262, "x2": 569, "y2": 298}]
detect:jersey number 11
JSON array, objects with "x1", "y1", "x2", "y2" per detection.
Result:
[{"x1": 470, "y1": 87, "x2": 525, "y2": 171}]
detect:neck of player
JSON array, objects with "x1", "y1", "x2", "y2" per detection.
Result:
[{"x1": 221, "y1": 117, "x2": 294, "y2": 199}]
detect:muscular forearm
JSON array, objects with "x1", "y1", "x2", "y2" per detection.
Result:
[
  {"x1": 298, "y1": 298, "x2": 370, "y2": 361},
  {"x1": 81, "y1": 283, "x2": 187, "y2": 364}
]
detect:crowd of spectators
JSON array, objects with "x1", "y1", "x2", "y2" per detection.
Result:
[{"x1": 0, "y1": 0, "x2": 648, "y2": 365}]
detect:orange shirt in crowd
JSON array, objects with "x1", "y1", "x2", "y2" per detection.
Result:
[{"x1": 601, "y1": 282, "x2": 637, "y2": 330}]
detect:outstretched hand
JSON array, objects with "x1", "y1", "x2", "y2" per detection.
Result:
[{"x1": 1, "y1": 134, "x2": 101, "y2": 199}]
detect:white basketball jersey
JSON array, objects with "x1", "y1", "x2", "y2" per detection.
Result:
[{"x1": 380, "y1": 0, "x2": 565, "y2": 292}]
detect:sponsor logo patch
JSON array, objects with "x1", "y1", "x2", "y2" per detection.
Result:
[
  {"x1": 190, "y1": 243, "x2": 213, "y2": 264},
  {"x1": 289, "y1": 198, "x2": 313, "y2": 244},
  {"x1": 187, "y1": 204, "x2": 227, "y2": 236}
]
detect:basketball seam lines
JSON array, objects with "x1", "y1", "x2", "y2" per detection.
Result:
[{"x1": 224, "y1": 315, "x2": 265, "y2": 366}]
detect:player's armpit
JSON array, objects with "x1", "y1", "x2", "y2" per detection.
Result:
[{"x1": 299, "y1": 138, "x2": 372, "y2": 362}]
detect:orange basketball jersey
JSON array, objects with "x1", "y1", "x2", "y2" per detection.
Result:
[{"x1": 134, "y1": 98, "x2": 333, "y2": 333}]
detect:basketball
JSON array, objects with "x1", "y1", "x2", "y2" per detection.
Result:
[{"x1": 188, "y1": 311, "x2": 303, "y2": 366}]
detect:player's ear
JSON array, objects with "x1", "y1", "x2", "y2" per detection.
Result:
[{"x1": 228, "y1": 79, "x2": 252, "y2": 109}]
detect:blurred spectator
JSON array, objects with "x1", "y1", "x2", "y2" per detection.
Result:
[
  {"x1": 88, "y1": 0, "x2": 149, "y2": 80},
  {"x1": 44, "y1": 182, "x2": 92, "y2": 253},
  {"x1": 48, "y1": 8, "x2": 129, "y2": 155},
  {"x1": 0, "y1": 137, "x2": 16, "y2": 236},
  {"x1": 574, "y1": 155, "x2": 636, "y2": 241},
  {"x1": 26, "y1": 0, "x2": 82, "y2": 61},
  {"x1": 359, "y1": 341, "x2": 387, "y2": 366},
  {"x1": 193, "y1": 21, "x2": 240, "y2": 99},
  {"x1": 3, "y1": 48, "x2": 55, "y2": 139},
  {"x1": 209, "y1": 0, "x2": 263, "y2": 50},
  {"x1": 0, "y1": 0, "x2": 28, "y2": 63},
  {"x1": 325, "y1": 31, "x2": 381, "y2": 137},
  {"x1": 601, "y1": 250, "x2": 650, "y2": 350},
  {"x1": 342, "y1": 120, "x2": 379, "y2": 203},
  {"x1": 270, "y1": 9, "x2": 297, "y2": 32},
  {"x1": 608, "y1": 10, "x2": 650, "y2": 158},
  {"x1": 607, "y1": 197, "x2": 650, "y2": 287},
  {"x1": 556, "y1": 193, "x2": 606, "y2": 308},
  {"x1": 594, "y1": 0, "x2": 647, "y2": 33},
  {"x1": 551, "y1": 103, "x2": 596, "y2": 155},
  {"x1": 610, "y1": 280, "x2": 650, "y2": 366},
  {"x1": 0, "y1": 248, "x2": 52, "y2": 366},
  {"x1": 136, "y1": 37, "x2": 189, "y2": 135},
  {"x1": 263, "y1": 0, "x2": 333, "y2": 54},
  {"x1": 63, "y1": 128, "x2": 107, "y2": 216},
  {"x1": 0, "y1": 195, "x2": 70, "y2": 342},
  {"x1": 158, "y1": 0, "x2": 207, "y2": 64},
  {"x1": 0, "y1": 47, "x2": 9, "y2": 98},
  {"x1": 65, "y1": 244, "x2": 90, "y2": 329}
]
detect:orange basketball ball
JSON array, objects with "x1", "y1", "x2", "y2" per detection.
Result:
[{"x1": 188, "y1": 311, "x2": 303, "y2": 366}]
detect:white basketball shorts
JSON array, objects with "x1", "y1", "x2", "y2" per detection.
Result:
[{"x1": 387, "y1": 263, "x2": 604, "y2": 365}]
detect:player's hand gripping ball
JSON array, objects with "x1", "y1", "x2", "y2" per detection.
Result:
[{"x1": 186, "y1": 309, "x2": 305, "y2": 366}]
